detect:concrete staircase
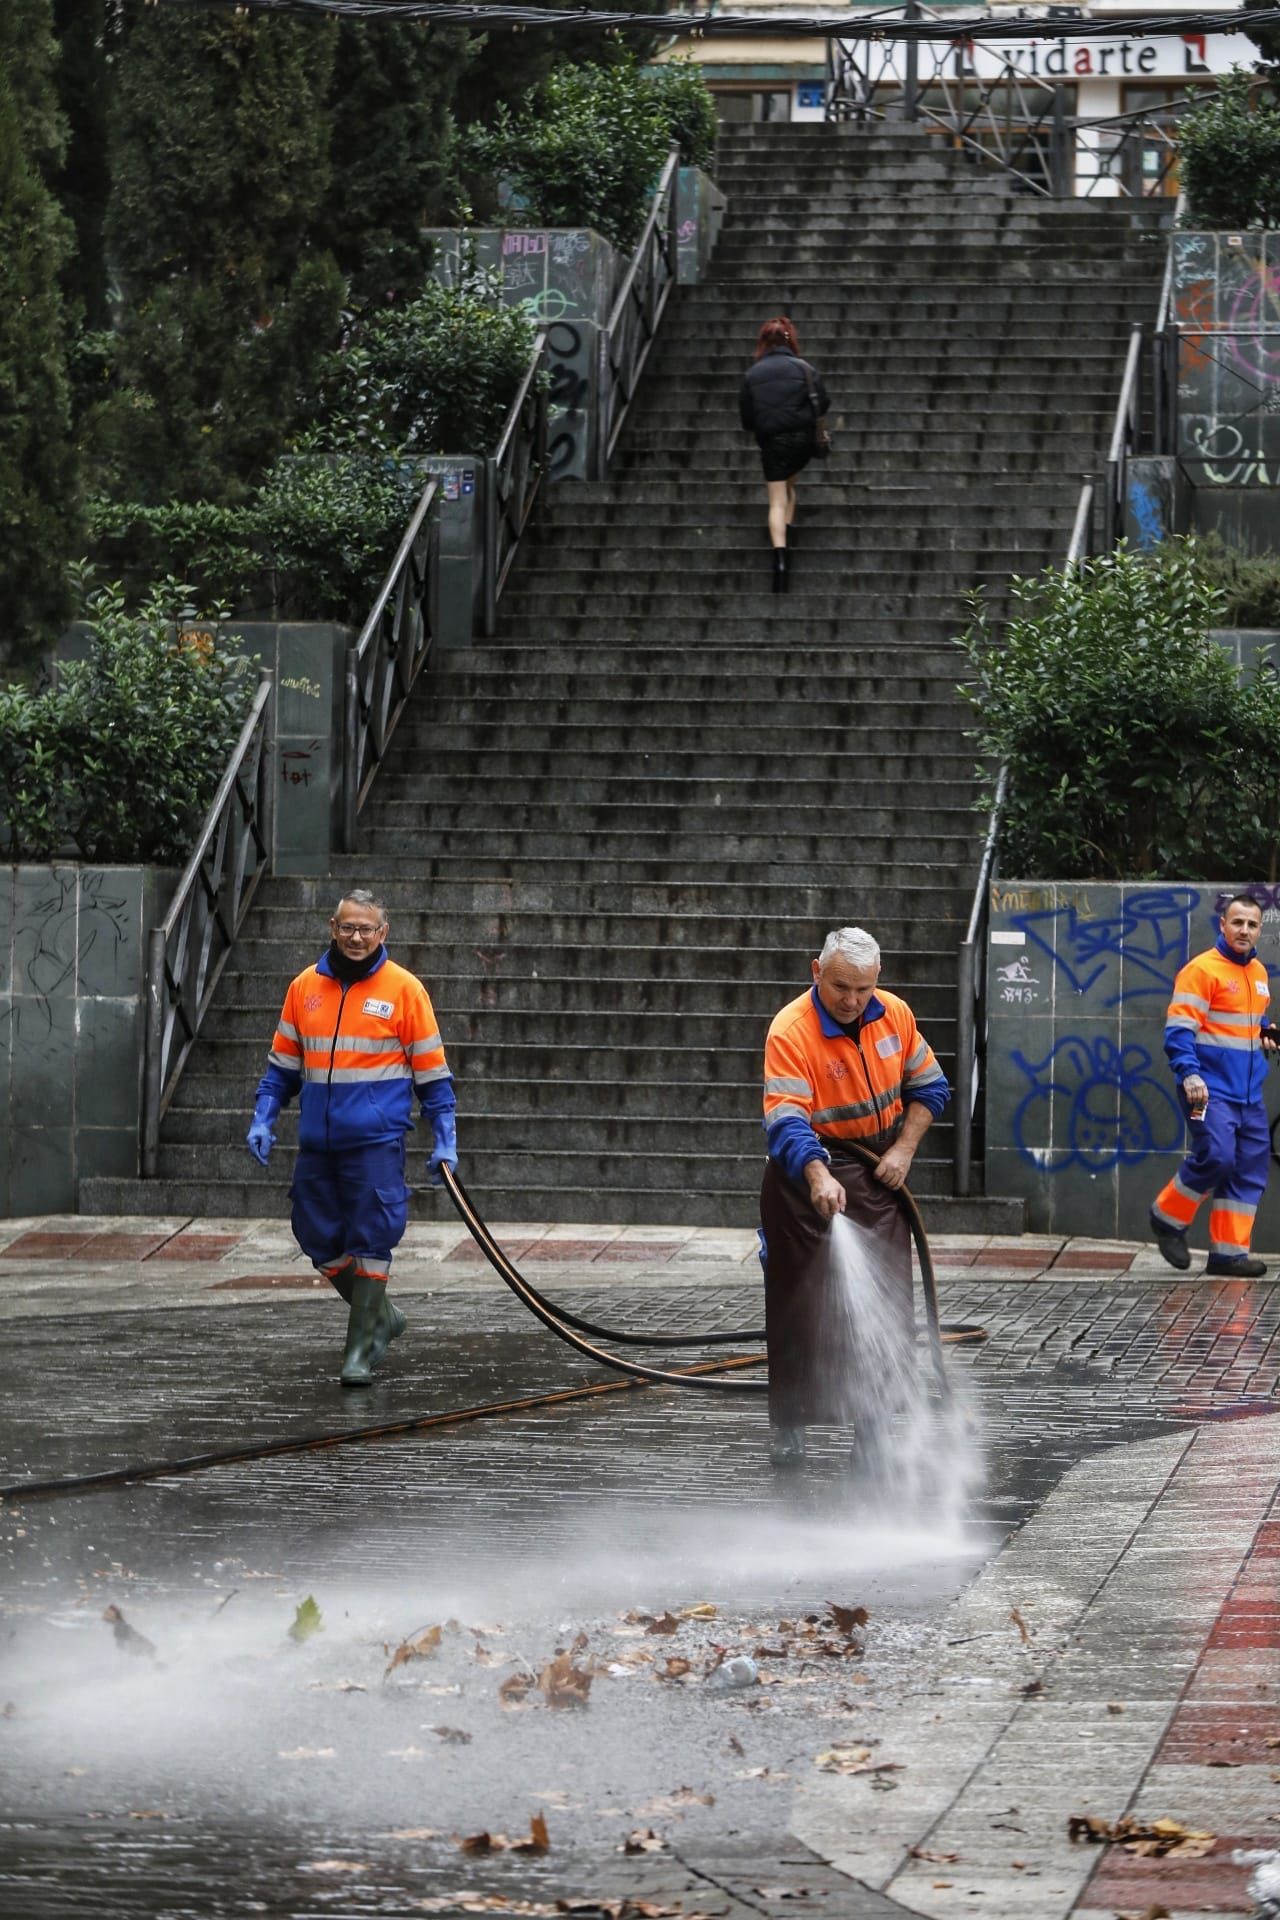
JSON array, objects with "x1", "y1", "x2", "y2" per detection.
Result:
[{"x1": 85, "y1": 124, "x2": 1168, "y2": 1231}]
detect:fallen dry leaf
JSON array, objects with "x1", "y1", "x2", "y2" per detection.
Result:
[
  {"x1": 814, "y1": 1747, "x2": 902, "y2": 1779},
  {"x1": 1020, "y1": 1677, "x2": 1046, "y2": 1697},
  {"x1": 727, "y1": 1734, "x2": 745, "y2": 1756},
  {"x1": 909, "y1": 1848, "x2": 959, "y2": 1864},
  {"x1": 513, "y1": 1813, "x2": 550, "y2": 1856},
  {"x1": 499, "y1": 1671, "x2": 535, "y2": 1708},
  {"x1": 826, "y1": 1603, "x2": 870, "y2": 1641},
  {"x1": 679, "y1": 1603, "x2": 718, "y2": 1619},
  {"x1": 457, "y1": 1816, "x2": 549, "y2": 1857},
  {"x1": 126, "y1": 1810, "x2": 166, "y2": 1821},
  {"x1": 659, "y1": 1657, "x2": 692, "y2": 1681},
  {"x1": 1009, "y1": 1608, "x2": 1031, "y2": 1647},
  {"x1": 385, "y1": 1624, "x2": 443, "y2": 1677},
  {"x1": 642, "y1": 1612, "x2": 681, "y2": 1636},
  {"x1": 1067, "y1": 1815, "x2": 1215, "y2": 1859},
  {"x1": 307, "y1": 1679, "x2": 367, "y2": 1694},
  {"x1": 538, "y1": 1651, "x2": 592, "y2": 1711},
  {"x1": 303, "y1": 1860, "x2": 368, "y2": 1875},
  {"x1": 621, "y1": 1828, "x2": 666, "y2": 1855},
  {"x1": 432, "y1": 1726, "x2": 472, "y2": 1746}
]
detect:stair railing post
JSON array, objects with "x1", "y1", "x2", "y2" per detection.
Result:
[
  {"x1": 141, "y1": 925, "x2": 166, "y2": 1180},
  {"x1": 903, "y1": 0, "x2": 920, "y2": 121},
  {"x1": 1051, "y1": 85, "x2": 1070, "y2": 198},
  {"x1": 342, "y1": 645, "x2": 360, "y2": 853},
  {"x1": 483, "y1": 452, "x2": 499, "y2": 637},
  {"x1": 595, "y1": 325, "x2": 611, "y2": 480}
]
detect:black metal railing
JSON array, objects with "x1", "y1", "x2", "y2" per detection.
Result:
[
  {"x1": 142, "y1": 670, "x2": 275, "y2": 1177},
  {"x1": 484, "y1": 331, "x2": 549, "y2": 636},
  {"x1": 1104, "y1": 322, "x2": 1145, "y2": 550},
  {"x1": 596, "y1": 147, "x2": 680, "y2": 473},
  {"x1": 341, "y1": 476, "x2": 439, "y2": 852},
  {"x1": 952, "y1": 477, "x2": 1094, "y2": 1197},
  {"x1": 827, "y1": 12, "x2": 1203, "y2": 201}
]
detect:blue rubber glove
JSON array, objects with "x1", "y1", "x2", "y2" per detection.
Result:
[
  {"x1": 428, "y1": 1111, "x2": 458, "y2": 1186},
  {"x1": 246, "y1": 1095, "x2": 280, "y2": 1167}
]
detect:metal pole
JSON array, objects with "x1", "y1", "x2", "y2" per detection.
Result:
[
  {"x1": 1051, "y1": 86, "x2": 1069, "y2": 198},
  {"x1": 342, "y1": 647, "x2": 359, "y2": 853},
  {"x1": 483, "y1": 454, "x2": 499, "y2": 638},
  {"x1": 141, "y1": 926, "x2": 167, "y2": 1179},
  {"x1": 260, "y1": 667, "x2": 277, "y2": 876},
  {"x1": 954, "y1": 940, "x2": 974, "y2": 1198},
  {"x1": 595, "y1": 325, "x2": 611, "y2": 480},
  {"x1": 903, "y1": 0, "x2": 919, "y2": 122}
]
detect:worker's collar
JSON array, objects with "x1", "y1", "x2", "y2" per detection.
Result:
[
  {"x1": 810, "y1": 983, "x2": 885, "y2": 1037},
  {"x1": 318, "y1": 942, "x2": 387, "y2": 984},
  {"x1": 1215, "y1": 933, "x2": 1257, "y2": 966}
]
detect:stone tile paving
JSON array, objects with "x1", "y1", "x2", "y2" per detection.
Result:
[{"x1": 2, "y1": 1217, "x2": 1280, "y2": 1917}]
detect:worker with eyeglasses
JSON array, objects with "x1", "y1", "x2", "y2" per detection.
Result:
[{"x1": 245, "y1": 888, "x2": 457, "y2": 1385}]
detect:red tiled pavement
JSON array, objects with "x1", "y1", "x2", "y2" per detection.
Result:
[
  {"x1": 1156, "y1": 1704, "x2": 1280, "y2": 1765},
  {"x1": 72, "y1": 1232, "x2": 172, "y2": 1262},
  {"x1": 1209, "y1": 1595, "x2": 1280, "y2": 1650},
  {"x1": 1051, "y1": 1249, "x2": 1137, "y2": 1271},
  {"x1": 444, "y1": 1240, "x2": 535, "y2": 1264},
  {"x1": 147, "y1": 1232, "x2": 242, "y2": 1262},
  {"x1": 1083, "y1": 1835, "x2": 1259, "y2": 1914},
  {"x1": 0, "y1": 1231, "x2": 95, "y2": 1260},
  {"x1": 971, "y1": 1247, "x2": 1055, "y2": 1268},
  {"x1": 591, "y1": 1242, "x2": 687, "y2": 1263}
]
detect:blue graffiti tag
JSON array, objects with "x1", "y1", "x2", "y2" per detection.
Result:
[
  {"x1": 1011, "y1": 1034, "x2": 1185, "y2": 1172},
  {"x1": 1010, "y1": 888, "x2": 1202, "y2": 1007},
  {"x1": 1127, "y1": 474, "x2": 1166, "y2": 549}
]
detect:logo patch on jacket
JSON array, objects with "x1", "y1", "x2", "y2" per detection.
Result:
[
  {"x1": 362, "y1": 998, "x2": 395, "y2": 1019},
  {"x1": 875, "y1": 1033, "x2": 902, "y2": 1058}
]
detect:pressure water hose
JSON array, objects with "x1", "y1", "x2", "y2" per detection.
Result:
[{"x1": 0, "y1": 1151, "x2": 984, "y2": 1505}]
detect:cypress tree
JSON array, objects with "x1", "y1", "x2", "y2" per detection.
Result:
[
  {"x1": 0, "y1": 0, "x2": 79, "y2": 662},
  {"x1": 101, "y1": 7, "x2": 343, "y2": 501}
]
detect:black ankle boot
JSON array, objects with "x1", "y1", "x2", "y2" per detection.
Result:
[{"x1": 772, "y1": 547, "x2": 789, "y2": 594}]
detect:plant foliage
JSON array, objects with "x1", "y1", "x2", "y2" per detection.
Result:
[
  {"x1": 1180, "y1": 70, "x2": 1280, "y2": 230},
  {"x1": 0, "y1": 577, "x2": 252, "y2": 864},
  {"x1": 958, "y1": 540, "x2": 1280, "y2": 881},
  {"x1": 462, "y1": 56, "x2": 707, "y2": 250},
  {"x1": 1193, "y1": 530, "x2": 1280, "y2": 628}
]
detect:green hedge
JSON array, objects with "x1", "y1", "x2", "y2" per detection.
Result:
[
  {"x1": 1180, "y1": 71, "x2": 1280, "y2": 230},
  {"x1": 958, "y1": 539, "x2": 1280, "y2": 881}
]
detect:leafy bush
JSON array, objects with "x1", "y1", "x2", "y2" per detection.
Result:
[
  {"x1": 1192, "y1": 530, "x2": 1280, "y2": 628},
  {"x1": 461, "y1": 57, "x2": 678, "y2": 251},
  {"x1": 88, "y1": 445, "x2": 421, "y2": 625},
  {"x1": 314, "y1": 281, "x2": 537, "y2": 455},
  {"x1": 0, "y1": 577, "x2": 252, "y2": 863},
  {"x1": 646, "y1": 57, "x2": 718, "y2": 171},
  {"x1": 958, "y1": 540, "x2": 1280, "y2": 881},
  {"x1": 1180, "y1": 71, "x2": 1280, "y2": 230}
]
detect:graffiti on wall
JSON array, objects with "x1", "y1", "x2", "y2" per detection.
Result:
[
  {"x1": 1174, "y1": 233, "x2": 1280, "y2": 486},
  {"x1": 1010, "y1": 1034, "x2": 1184, "y2": 1172},
  {"x1": 998, "y1": 886, "x2": 1201, "y2": 1008}
]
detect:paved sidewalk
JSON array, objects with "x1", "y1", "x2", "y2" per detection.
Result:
[{"x1": 2, "y1": 1214, "x2": 1279, "y2": 1919}]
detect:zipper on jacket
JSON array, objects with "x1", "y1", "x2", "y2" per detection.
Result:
[{"x1": 325, "y1": 981, "x2": 353, "y2": 1151}]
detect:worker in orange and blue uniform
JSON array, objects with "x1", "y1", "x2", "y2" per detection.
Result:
[
  {"x1": 1150, "y1": 893, "x2": 1278, "y2": 1278},
  {"x1": 759, "y1": 925, "x2": 950, "y2": 1466},
  {"x1": 245, "y1": 889, "x2": 457, "y2": 1386}
]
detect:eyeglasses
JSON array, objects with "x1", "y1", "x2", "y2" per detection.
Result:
[{"x1": 335, "y1": 922, "x2": 384, "y2": 937}]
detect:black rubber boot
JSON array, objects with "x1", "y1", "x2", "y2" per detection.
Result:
[
  {"x1": 340, "y1": 1274, "x2": 394, "y2": 1387},
  {"x1": 1149, "y1": 1210, "x2": 1191, "y2": 1271},
  {"x1": 771, "y1": 547, "x2": 789, "y2": 594},
  {"x1": 1205, "y1": 1252, "x2": 1267, "y2": 1277},
  {"x1": 768, "y1": 1424, "x2": 806, "y2": 1467}
]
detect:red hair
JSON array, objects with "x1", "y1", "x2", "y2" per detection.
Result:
[{"x1": 754, "y1": 316, "x2": 799, "y2": 361}]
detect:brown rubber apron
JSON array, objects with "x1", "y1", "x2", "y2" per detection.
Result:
[{"x1": 760, "y1": 1151, "x2": 914, "y2": 1427}]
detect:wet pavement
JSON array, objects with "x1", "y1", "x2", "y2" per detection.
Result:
[{"x1": 1, "y1": 1213, "x2": 1278, "y2": 1919}]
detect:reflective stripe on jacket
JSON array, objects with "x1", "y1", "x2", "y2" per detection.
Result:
[
  {"x1": 261, "y1": 947, "x2": 453, "y2": 1151},
  {"x1": 1163, "y1": 936, "x2": 1273, "y2": 1105},
  {"x1": 762, "y1": 985, "x2": 949, "y2": 1181}
]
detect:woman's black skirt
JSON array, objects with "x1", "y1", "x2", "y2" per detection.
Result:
[{"x1": 758, "y1": 427, "x2": 814, "y2": 483}]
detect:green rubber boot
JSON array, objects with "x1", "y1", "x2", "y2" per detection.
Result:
[
  {"x1": 341, "y1": 1274, "x2": 395, "y2": 1387},
  {"x1": 328, "y1": 1262, "x2": 406, "y2": 1349}
]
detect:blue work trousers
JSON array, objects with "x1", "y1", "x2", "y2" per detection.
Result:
[
  {"x1": 1155, "y1": 1095, "x2": 1270, "y2": 1258},
  {"x1": 290, "y1": 1140, "x2": 410, "y2": 1282}
]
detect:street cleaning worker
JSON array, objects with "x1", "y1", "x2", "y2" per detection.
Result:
[
  {"x1": 759, "y1": 926, "x2": 950, "y2": 1467},
  {"x1": 245, "y1": 889, "x2": 457, "y2": 1385},
  {"x1": 1150, "y1": 893, "x2": 1278, "y2": 1278}
]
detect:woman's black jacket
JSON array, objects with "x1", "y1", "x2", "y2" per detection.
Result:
[{"x1": 739, "y1": 345, "x2": 830, "y2": 440}]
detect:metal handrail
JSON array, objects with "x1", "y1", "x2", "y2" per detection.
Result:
[
  {"x1": 1153, "y1": 188, "x2": 1187, "y2": 457},
  {"x1": 341, "y1": 476, "x2": 438, "y2": 850},
  {"x1": 142, "y1": 669, "x2": 276, "y2": 1177},
  {"x1": 952, "y1": 470, "x2": 1095, "y2": 1197},
  {"x1": 1104, "y1": 322, "x2": 1144, "y2": 549},
  {"x1": 483, "y1": 330, "x2": 549, "y2": 635},
  {"x1": 596, "y1": 147, "x2": 680, "y2": 474}
]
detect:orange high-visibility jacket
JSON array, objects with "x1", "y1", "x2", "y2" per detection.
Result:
[
  {"x1": 763, "y1": 986, "x2": 949, "y2": 1179},
  {"x1": 1164, "y1": 937, "x2": 1273, "y2": 1105},
  {"x1": 261, "y1": 949, "x2": 452, "y2": 1151}
]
